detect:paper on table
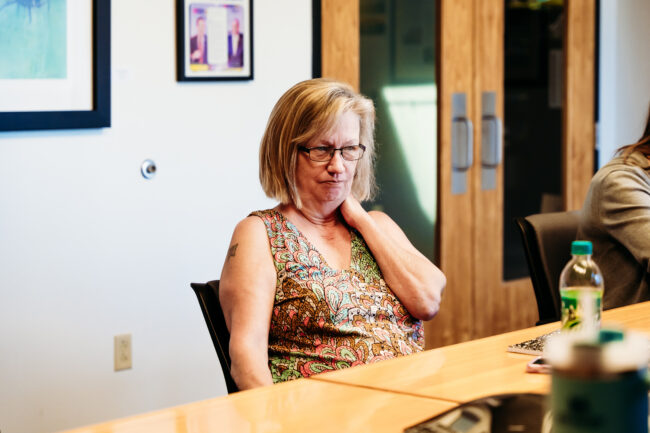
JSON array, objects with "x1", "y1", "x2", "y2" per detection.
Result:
[{"x1": 507, "y1": 330, "x2": 560, "y2": 355}]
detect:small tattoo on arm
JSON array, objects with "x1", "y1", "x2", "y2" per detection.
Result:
[{"x1": 227, "y1": 243, "x2": 238, "y2": 261}]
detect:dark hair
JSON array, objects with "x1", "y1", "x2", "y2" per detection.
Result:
[{"x1": 619, "y1": 102, "x2": 650, "y2": 158}]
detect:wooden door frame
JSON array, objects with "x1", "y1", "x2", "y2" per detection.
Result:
[
  {"x1": 564, "y1": 0, "x2": 596, "y2": 210},
  {"x1": 314, "y1": 0, "x2": 360, "y2": 90},
  {"x1": 428, "y1": 0, "x2": 475, "y2": 348}
]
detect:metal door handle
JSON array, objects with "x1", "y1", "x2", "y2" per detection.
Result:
[
  {"x1": 452, "y1": 117, "x2": 474, "y2": 171},
  {"x1": 481, "y1": 115, "x2": 502, "y2": 168},
  {"x1": 481, "y1": 91, "x2": 502, "y2": 190},
  {"x1": 451, "y1": 92, "x2": 472, "y2": 194}
]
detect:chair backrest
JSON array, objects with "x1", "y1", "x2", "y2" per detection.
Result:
[
  {"x1": 190, "y1": 280, "x2": 238, "y2": 393},
  {"x1": 515, "y1": 210, "x2": 581, "y2": 325}
]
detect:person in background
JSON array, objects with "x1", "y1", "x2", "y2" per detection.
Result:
[
  {"x1": 227, "y1": 18, "x2": 243, "y2": 68},
  {"x1": 219, "y1": 78, "x2": 446, "y2": 390},
  {"x1": 578, "y1": 102, "x2": 650, "y2": 309},
  {"x1": 190, "y1": 16, "x2": 207, "y2": 64}
]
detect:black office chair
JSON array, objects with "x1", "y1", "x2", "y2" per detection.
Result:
[
  {"x1": 190, "y1": 280, "x2": 238, "y2": 394},
  {"x1": 515, "y1": 210, "x2": 581, "y2": 325}
]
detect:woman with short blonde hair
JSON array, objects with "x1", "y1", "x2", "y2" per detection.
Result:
[
  {"x1": 220, "y1": 78, "x2": 446, "y2": 391},
  {"x1": 259, "y1": 78, "x2": 376, "y2": 208}
]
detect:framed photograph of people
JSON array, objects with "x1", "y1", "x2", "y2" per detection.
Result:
[
  {"x1": 176, "y1": 0, "x2": 253, "y2": 81},
  {"x1": 0, "y1": 0, "x2": 111, "y2": 132}
]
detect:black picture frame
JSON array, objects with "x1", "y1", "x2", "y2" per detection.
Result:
[
  {"x1": 0, "y1": 0, "x2": 111, "y2": 132},
  {"x1": 312, "y1": 0, "x2": 321, "y2": 78},
  {"x1": 176, "y1": 0, "x2": 253, "y2": 82}
]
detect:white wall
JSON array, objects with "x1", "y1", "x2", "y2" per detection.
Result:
[
  {"x1": 0, "y1": 1, "x2": 312, "y2": 432},
  {"x1": 598, "y1": 0, "x2": 650, "y2": 166}
]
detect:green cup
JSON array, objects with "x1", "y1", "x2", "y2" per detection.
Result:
[
  {"x1": 552, "y1": 369, "x2": 648, "y2": 433},
  {"x1": 547, "y1": 330, "x2": 649, "y2": 433}
]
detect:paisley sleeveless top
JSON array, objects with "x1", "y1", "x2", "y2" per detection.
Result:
[{"x1": 251, "y1": 209, "x2": 424, "y2": 383}]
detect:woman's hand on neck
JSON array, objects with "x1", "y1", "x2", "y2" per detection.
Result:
[{"x1": 339, "y1": 195, "x2": 370, "y2": 230}]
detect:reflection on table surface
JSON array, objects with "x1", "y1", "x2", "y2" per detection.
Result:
[{"x1": 60, "y1": 378, "x2": 456, "y2": 433}]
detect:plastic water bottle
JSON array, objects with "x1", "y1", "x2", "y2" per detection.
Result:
[{"x1": 558, "y1": 240, "x2": 604, "y2": 333}]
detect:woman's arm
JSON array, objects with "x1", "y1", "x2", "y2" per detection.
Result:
[
  {"x1": 340, "y1": 196, "x2": 446, "y2": 320},
  {"x1": 219, "y1": 216, "x2": 277, "y2": 390},
  {"x1": 598, "y1": 168, "x2": 650, "y2": 272}
]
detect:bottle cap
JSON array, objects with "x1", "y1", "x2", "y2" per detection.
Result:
[{"x1": 571, "y1": 240, "x2": 592, "y2": 255}]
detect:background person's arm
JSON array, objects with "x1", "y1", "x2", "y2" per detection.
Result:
[
  {"x1": 340, "y1": 196, "x2": 446, "y2": 320},
  {"x1": 219, "y1": 216, "x2": 277, "y2": 390},
  {"x1": 598, "y1": 168, "x2": 650, "y2": 272}
]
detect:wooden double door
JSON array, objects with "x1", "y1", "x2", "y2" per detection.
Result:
[{"x1": 318, "y1": 0, "x2": 595, "y2": 348}]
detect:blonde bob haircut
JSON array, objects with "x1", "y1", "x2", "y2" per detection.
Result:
[{"x1": 259, "y1": 78, "x2": 376, "y2": 208}]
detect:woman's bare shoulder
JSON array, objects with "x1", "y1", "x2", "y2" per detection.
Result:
[
  {"x1": 220, "y1": 214, "x2": 277, "y2": 332},
  {"x1": 227, "y1": 214, "x2": 272, "y2": 259},
  {"x1": 234, "y1": 214, "x2": 267, "y2": 235},
  {"x1": 220, "y1": 214, "x2": 276, "y2": 296}
]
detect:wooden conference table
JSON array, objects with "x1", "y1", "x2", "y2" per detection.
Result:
[{"x1": 62, "y1": 301, "x2": 650, "y2": 433}]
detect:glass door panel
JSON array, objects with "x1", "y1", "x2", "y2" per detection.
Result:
[
  {"x1": 360, "y1": 0, "x2": 437, "y2": 261},
  {"x1": 503, "y1": 0, "x2": 564, "y2": 280}
]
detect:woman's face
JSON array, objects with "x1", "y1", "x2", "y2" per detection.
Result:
[{"x1": 295, "y1": 111, "x2": 361, "y2": 212}]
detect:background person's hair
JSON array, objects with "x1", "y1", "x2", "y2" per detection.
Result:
[
  {"x1": 618, "y1": 101, "x2": 650, "y2": 158},
  {"x1": 259, "y1": 78, "x2": 376, "y2": 208}
]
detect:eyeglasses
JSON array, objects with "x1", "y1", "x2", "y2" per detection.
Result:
[{"x1": 298, "y1": 144, "x2": 366, "y2": 162}]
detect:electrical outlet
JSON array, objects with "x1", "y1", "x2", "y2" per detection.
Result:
[{"x1": 114, "y1": 334, "x2": 132, "y2": 371}]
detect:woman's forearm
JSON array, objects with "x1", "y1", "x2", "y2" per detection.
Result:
[
  {"x1": 229, "y1": 340, "x2": 273, "y2": 390},
  {"x1": 356, "y1": 214, "x2": 445, "y2": 319},
  {"x1": 340, "y1": 197, "x2": 445, "y2": 320}
]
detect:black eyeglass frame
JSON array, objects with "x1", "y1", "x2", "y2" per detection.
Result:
[{"x1": 298, "y1": 144, "x2": 366, "y2": 162}]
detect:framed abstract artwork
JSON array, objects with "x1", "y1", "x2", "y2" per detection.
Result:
[
  {"x1": 0, "y1": 0, "x2": 111, "y2": 132},
  {"x1": 176, "y1": 0, "x2": 253, "y2": 81}
]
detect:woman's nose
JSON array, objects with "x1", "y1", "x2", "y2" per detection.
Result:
[{"x1": 327, "y1": 150, "x2": 346, "y2": 172}]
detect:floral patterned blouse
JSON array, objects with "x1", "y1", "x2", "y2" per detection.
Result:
[{"x1": 251, "y1": 209, "x2": 424, "y2": 383}]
